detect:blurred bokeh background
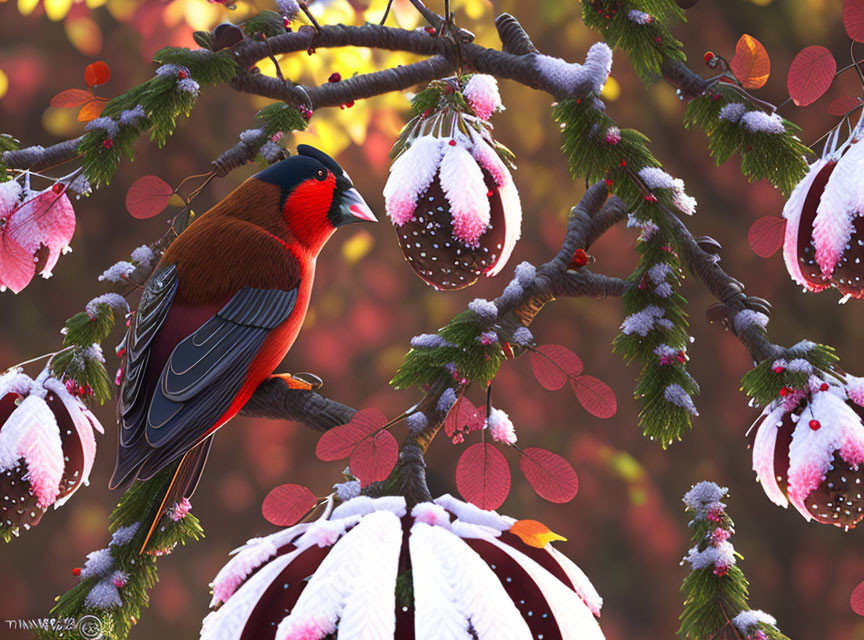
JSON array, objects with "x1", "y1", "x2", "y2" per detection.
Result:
[{"x1": 1, "y1": 0, "x2": 863, "y2": 638}]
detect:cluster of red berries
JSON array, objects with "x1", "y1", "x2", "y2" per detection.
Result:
[
  {"x1": 570, "y1": 248, "x2": 590, "y2": 269},
  {"x1": 102, "y1": 139, "x2": 114, "y2": 150},
  {"x1": 297, "y1": 104, "x2": 313, "y2": 121},
  {"x1": 64, "y1": 379, "x2": 94, "y2": 398}
]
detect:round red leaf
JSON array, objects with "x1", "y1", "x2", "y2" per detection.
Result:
[
  {"x1": 748, "y1": 216, "x2": 787, "y2": 258},
  {"x1": 852, "y1": 580, "x2": 864, "y2": 615},
  {"x1": 315, "y1": 408, "x2": 387, "y2": 461},
  {"x1": 84, "y1": 60, "x2": 111, "y2": 87},
  {"x1": 519, "y1": 447, "x2": 579, "y2": 503},
  {"x1": 530, "y1": 344, "x2": 583, "y2": 391},
  {"x1": 729, "y1": 34, "x2": 771, "y2": 89},
  {"x1": 844, "y1": 0, "x2": 864, "y2": 42},
  {"x1": 349, "y1": 429, "x2": 399, "y2": 486},
  {"x1": 456, "y1": 443, "x2": 511, "y2": 510},
  {"x1": 571, "y1": 375, "x2": 617, "y2": 418},
  {"x1": 50, "y1": 88, "x2": 93, "y2": 108},
  {"x1": 829, "y1": 95, "x2": 863, "y2": 117},
  {"x1": 125, "y1": 175, "x2": 174, "y2": 219},
  {"x1": 261, "y1": 484, "x2": 317, "y2": 526},
  {"x1": 787, "y1": 46, "x2": 837, "y2": 107},
  {"x1": 444, "y1": 396, "x2": 483, "y2": 437}
]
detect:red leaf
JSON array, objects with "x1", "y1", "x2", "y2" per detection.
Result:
[
  {"x1": 77, "y1": 99, "x2": 106, "y2": 122},
  {"x1": 851, "y1": 580, "x2": 864, "y2": 615},
  {"x1": 787, "y1": 46, "x2": 837, "y2": 107},
  {"x1": 456, "y1": 443, "x2": 510, "y2": 510},
  {"x1": 315, "y1": 408, "x2": 387, "y2": 461},
  {"x1": 729, "y1": 34, "x2": 771, "y2": 89},
  {"x1": 125, "y1": 175, "x2": 174, "y2": 220},
  {"x1": 0, "y1": 233, "x2": 36, "y2": 294},
  {"x1": 261, "y1": 484, "x2": 317, "y2": 526},
  {"x1": 829, "y1": 95, "x2": 863, "y2": 117},
  {"x1": 444, "y1": 396, "x2": 483, "y2": 437},
  {"x1": 748, "y1": 216, "x2": 786, "y2": 258},
  {"x1": 84, "y1": 60, "x2": 111, "y2": 88},
  {"x1": 570, "y1": 375, "x2": 617, "y2": 418},
  {"x1": 50, "y1": 88, "x2": 93, "y2": 108},
  {"x1": 845, "y1": 0, "x2": 864, "y2": 42},
  {"x1": 350, "y1": 429, "x2": 399, "y2": 486},
  {"x1": 519, "y1": 447, "x2": 579, "y2": 503},
  {"x1": 530, "y1": 344, "x2": 583, "y2": 391}
]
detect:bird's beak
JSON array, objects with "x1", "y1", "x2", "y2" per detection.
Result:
[{"x1": 337, "y1": 187, "x2": 378, "y2": 225}]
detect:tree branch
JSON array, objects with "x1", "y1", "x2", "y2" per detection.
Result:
[
  {"x1": 239, "y1": 378, "x2": 357, "y2": 432},
  {"x1": 3, "y1": 137, "x2": 84, "y2": 171}
]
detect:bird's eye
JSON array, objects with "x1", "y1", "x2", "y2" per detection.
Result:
[{"x1": 315, "y1": 168, "x2": 327, "y2": 181}]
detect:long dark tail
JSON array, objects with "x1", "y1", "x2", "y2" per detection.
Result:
[{"x1": 138, "y1": 438, "x2": 212, "y2": 555}]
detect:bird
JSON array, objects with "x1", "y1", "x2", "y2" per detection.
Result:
[{"x1": 108, "y1": 145, "x2": 377, "y2": 552}]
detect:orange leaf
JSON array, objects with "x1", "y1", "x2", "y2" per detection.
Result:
[
  {"x1": 50, "y1": 88, "x2": 93, "y2": 109},
  {"x1": 509, "y1": 519, "x2": 567, "y2": 549},
  {"x1": 730, "y1": 34, "x2": 771, "y2": 89},
  {"x1": 77, "y1": 99, "x2": 106, "y2": 122},
  {"x1": 84, "y1": 60, "x2": 111, "y2": 88}
]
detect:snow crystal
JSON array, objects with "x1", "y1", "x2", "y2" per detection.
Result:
[
  {"x1": 155, "y1": 64, "x2": 180, "y2": 77},
  {"x1": 85, "y1": 344, "x2": 105, "y2": 363},
  {"x1": 276, "y1": 0, "x2": 300, "y2": 19},
  {"x1": 110, "y1": 523, "x2": 140, "y2": 547},
  {"x1": 131, "y1": 244, "x2": 156, "y2": 267},
  {"x1": 620, "y1": 305, "x2": 666, "y2": 337},
  {"x1": 664, "y1": 383, "x2": 698, "y2": 415},
  {"x1": 406, "y1": 412, "x2": 428, "y2": 433},
  {"x1": 384, "y1": 135, "x2": 444, "y2": 226},
  {"x1": 410, "y1": 334, "x2": 454, "y2": 349},
  {"x1": 648, "y1": 263, "x2": 671, "y2": 285},
  {"x1": 628, "y1": 9, "x2": 652, "y2": 24},
  {"x1": 440, "y1": 143, "x2": 491, "y2": 246},
  {"x1": 789, "y1": 340, "x2": 816, "y2": 354},
  {"x1": 463, "y1": 74, "x2": 503, "y2": 120},
  {"x1": 532, "y1": 42, "x2": 613, "y2": 96},
  {"x1": 512, "y1": 326, "x2": 533, "y2": 346},
  {"x1": 411, "y1": 501, "x2": 451, "y2": 527},
  {"x1": 118, "y1": 104, "x2": 146, "y2": 127},
  {"x1": 80, "y1": 548, "x2": 114, "y2": 580},
  {"x1": 627, "y1": 213, "x2": 659, "y2": 241},
  {"x1": 434, "y1": 494, "x2": 515, "y2": 531},
  {"x1": 84, "y1": 577, "x2": 122, "y2": 609},
  {"x1": 733, "y1": 309, "x2": 769, "y2": 333},
  {"x1": 718, "y1": 103, "x2": 747, "y2": 123},
  {"x1": 732, "y1": 610, "x2": 777, "y2": 633},
  {"x1": 499, "y1": 279, "x2": 523, "y2": 307},
  {"x1": 684, "y1": 540, "x2": 736, "y2": 571},
  {"x1": 683, "y1": 481, "x2": 728, "y2": 514},
  {"x1": 514, "y1": 261, "x2": 536, "y2": 286},
  {"x1": 330, "y1": 495, "x2": 406, "y2": 520},
  {"x1": 487, "y1": 407, "x2": 516, "y2": 444},
  {"x1": 86, "y1": 293, "x2": 129, "y2": 318},
  {"x1": 239, "y1": 128, "x2": 265, "y2": 145},
  {"x1": 98, "y1": 261, "x2": 135, "y2": 283},
  {"x1": 673, "y1": 189, "x2": 697, "y2": 216},
  {"x1": 178, "y1": 78, "x2": 200, "y2": 96},
  {"x1": 259, "y1": 141, "x2": 283, "y2": 163},
  {"x1": 334, "y1": 479, "x2": 361, "y2": 501},
  {"x1": 847, "y1": 376, "x2": 864, "y2": 407},
  {"x1": 469, "y1": 298, "x2": 498, "y2": 321},
  {"x1": 786, "y1": 359, "x2": 813, "y2": 374},
  {"x1": 638, "y1": 167, "x2": 676, "y2": 190},
  {"x1": 437, "y1": 387, "x2": 457, "y2": 414},
  {"x1": 68, "y1": 173, "x2": 92, "y2": 196},
  {"x1": 741, "y1": 111, "x2": 785, "y2": 135},
  {"x1": 0, "y1": 179, "x2": 22, "y2": 213},
  {"x1": 478, "y1": 331, "x2": 498, "y2": 345},
  {"x1": 85, "y1": 117, "x2": 119, "y2": 139},
  {"x1": 655, "y1": 283, "x2": 673, "y2": 298}
]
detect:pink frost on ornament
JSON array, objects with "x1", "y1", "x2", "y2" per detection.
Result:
[
  {"x1": 278, "y1": 620, "x2": 327, "y2": 640},
  {"x1": 463, "y1": 74, "x2": 503, "y2": 120}
]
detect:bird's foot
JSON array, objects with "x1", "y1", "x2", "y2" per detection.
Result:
[{"x1": 271, "y1": 372, "x2": 323, "y2": 391}]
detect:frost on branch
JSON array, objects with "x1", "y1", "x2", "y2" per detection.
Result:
[
  {"x1": 202, "y1": 494, "x2": 605, "y2": 639},
  {"x1": 0, "y1": 368, "x2": 102, "y2": 541},
  {"x1": 533, "y1": 42, "x2": 613, "y2": 96}
]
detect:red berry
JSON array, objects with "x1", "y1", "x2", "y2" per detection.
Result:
[
  {"x1": 644, "y1": 194, "x2": 657, "y2": 203},
  {"x1": 448, "y1": 140, "x2": 457, "y2": 146},
  {"x1": 704, "y1": 51, "x2": 715, "y2": 64},
  {"x1": 576, "y1": 98, "x2": 581, "y2": 104},
  {"x1": 102, "y1": 139, "x2": 113, "y2": 150},
  {"x1": 779, "y1": 387, "x2": 790, "y2": 397},
  {"x1": 772, "y1": 366, "x2": 785, "y2": 374},
  {"x1": 328, "y1": 72, "x2": 342, "y2": 83},
  {"x1": 283, "y1": 17, "x2": 290, "y2": 28},
  {"x1": 343, "y1": 100, "x2": 354, "y2": 108},
  {"x1": 486, "y1": 190, "x2": 494, "y2": 197},
  {"x1": 178, "y1": 70, "x2": 188, "y2": 79},
  {"x1": 620, "y1": 159, "x2": 627, "y2": 167},
  {"x1": 425, "y1": 26, "x2": 436, "y2": 35},
  {"x1": 820, "y1": 383, "x2": 829, "y2": 391},
  {"x1": 72, "y1": 567, "x2": 81, "y2": 576},
  {"x1": 809, "y1": 419, "x2": 821, "y2": 430},
  {"x1": 656, "y1": 36, "x2": 662, "y2": 43},
  {"x1": 605, "y1": 178, "x2": 613, "y2": 187},
  {"x1": 571, "y1": 248, "x2": 589, "y2": 268},
  {"x1": 52, "y1": 183, "x2": 64, "y2": 194}
]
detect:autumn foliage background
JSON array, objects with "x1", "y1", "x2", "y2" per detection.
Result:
[{"x1": 2, "y1": 0, "x2": 864, "y2": 638}]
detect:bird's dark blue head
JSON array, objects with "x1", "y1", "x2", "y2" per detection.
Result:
[{"x1": 254, "y1": 145, "x2": 377, "y2": 240}]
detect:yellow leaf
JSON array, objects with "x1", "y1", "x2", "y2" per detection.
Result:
[
  {"x1": 0, "y1": 69, "x2": 8, "y2": 100},
  {"x1": 509, "y1": 519, "x2": 567, "y2": 548},
  {"x1": 730, "y1": 34, "x2": 771, "y2": 89},
  {"x1": 168, "y1": 194, "x2": 186, "y2": 207},
  {"x1": 44, "y1": 0, "x2": 73, "y2": 21},
  {"x1": 342, "y1": 229, "x2": 374, "y2": 263},
  {"x1": 17, "y1": 0, "x2": 39, "y2": 15}
]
